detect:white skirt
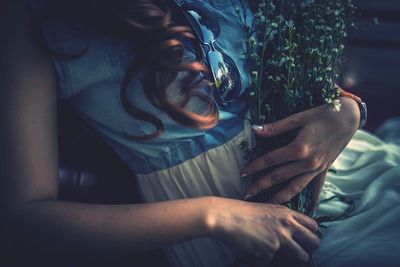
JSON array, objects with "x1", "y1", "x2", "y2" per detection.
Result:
[{"x1": 136, "y1": 118, "x2": 400, "y2": 267}]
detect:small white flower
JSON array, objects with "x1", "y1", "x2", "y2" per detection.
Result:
[
  {"x1": 216, "y1": 68, "x2": 224, "y2": 81},
  {"x1": 249, "y1": 36, "x2": 257, "y2": 45},
  {"x1": 252, "y1": 71, "x2": 259, "y2": 79},
  {"x1": 332, "y1": 99, "x2": 342, "y2": 112}
]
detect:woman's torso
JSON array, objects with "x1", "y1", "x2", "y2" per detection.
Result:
[
  {"x1": 29, "y1": 0, "x2": 256, "y2": 266},
  {"x1": 29, "y1": 0, "x2": 254, "y2": 174}
]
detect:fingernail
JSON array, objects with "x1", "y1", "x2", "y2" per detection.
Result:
[
  {"x1": 251, "y1": 124, "x2": 264, "y2": 131},
  {"x1": 240, "y1": 172, "x2": 249, "y2": 178},
  {"x1": 244, "y1": 194, "x2": 254, "y2": 201}
]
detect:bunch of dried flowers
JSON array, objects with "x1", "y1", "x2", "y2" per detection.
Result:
[{"x1": 236, "y1": 0, "x2": 356, "y2": 215}]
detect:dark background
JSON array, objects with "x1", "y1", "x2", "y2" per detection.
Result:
[{"x1": 341, "y1": 0, "x2": 400, "y2": 131}]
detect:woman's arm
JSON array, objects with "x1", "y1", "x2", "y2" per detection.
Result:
[{"x1": 0, "y1": 0, "x2": 211, "y2": 258}]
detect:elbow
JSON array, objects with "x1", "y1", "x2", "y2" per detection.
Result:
[{"x1": 0, "y1": 198, "x2": 55, "y2": 253}]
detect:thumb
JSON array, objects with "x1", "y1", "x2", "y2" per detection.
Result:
[{"x1": 252, "y1": 113, "x2": 305, "y2": 137}]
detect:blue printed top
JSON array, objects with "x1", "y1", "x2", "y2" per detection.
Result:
[{"x1": 29, "y1": 0, "x2": 253, "y2": 175}]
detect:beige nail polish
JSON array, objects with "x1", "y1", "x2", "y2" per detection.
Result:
[
  {"x1": 244, "y1": 194, "x2": 254, "y2": 201},
  {"x1": 251, "y1": 125, "x2": 264, "y2": 131}
]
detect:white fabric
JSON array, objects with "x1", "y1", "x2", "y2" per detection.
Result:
[
  {"x1": 136, "y1": 119, "x2": 400, "y2": 267},
  {"x1": 315, "y1": 123, "x2": 400, "y2": 267}
]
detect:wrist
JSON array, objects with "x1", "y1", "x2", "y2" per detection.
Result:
[
  {"x1": 336, "y1": 86, "x2": 367, "y2": 129},
  {"x1": 203, "y1": 196, "x2": 222, "y2": 237},
  {"x1": 203, "y1": 196, "x2": 236, "y2": 239},
  {"x1": 339, "y1": 96, "x2": 361, "y2": 132}
]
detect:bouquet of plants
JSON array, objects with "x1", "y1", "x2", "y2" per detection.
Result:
[{"x1": 235, "y1": 0, "x2": 356, "y2": 216}]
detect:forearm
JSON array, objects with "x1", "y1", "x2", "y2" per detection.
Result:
[{"x1": 4, "y1": 197, "x2": 214, "y2": 258}]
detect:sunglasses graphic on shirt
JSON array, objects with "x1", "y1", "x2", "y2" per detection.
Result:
[{"x1": 173, "y1": 0, "x2": 242, "y2": 109}]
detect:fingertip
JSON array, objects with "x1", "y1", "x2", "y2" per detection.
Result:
[
  {"x1": 251, "y1": 124, "x2": 264, "y2": 132},
  {"x1": 251, "y1": 124, "x2": 272, "y2": 137},
  {"x1": 308, "y1": 219, "x2": 319, "y2": 233},
  {"x1": 301, "y1": 252, "x2": 310, "y2": 264},
  {"x1": 244, "y1": 187, "x2": 259, "y2": 200},
  {"x1": 243, "y1": 194, "x2": 254, "y2": 201},
  {"x1": 240, "y1": 172, "x2": 249, "y2": 179}
]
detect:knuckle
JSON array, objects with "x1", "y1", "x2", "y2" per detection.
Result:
[
  {"x1": 310, "y1": 220, "x2": 319, "y2": 232},
  {"x1": 271, "y1": 172, "x2": 283, "y2": 183},
  {"x1": 308, "y1": 158, "x2": 321, "y2": 169},
  {"x1": 286, "y1": 211, "x2": 296, "y2": 222},
  {"x1": 270, "y1": 204, "x2": 290, "y2": 214},
  {"x1": 263, "y1": 155, "x2": 274, "y2": 166},
  {"x1": 282, "y1": 205, "x2": 292, "y2": 212},
  {"x1": 294, "y1": 144, "x2": 309, "y2": 159},
  {"x1": 265, "y1": 122, "x2": 277, "y2": 135},
  {"x1": 277, "y1": 227, "x2": 290, "y2": 239},
  {"x1": 282, "y1": 207, "x2": 294, "y2": 216},
  {"x1": 281, "y1": 218, "x2": 293, "y2": 228}
]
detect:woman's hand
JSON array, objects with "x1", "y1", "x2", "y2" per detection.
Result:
[
  {"x1": 207, "y1": 198, "x2": 320, "y2": 265},
  {"x1": 241, "y1": 97, "x2": 360, "y2": 209}
]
